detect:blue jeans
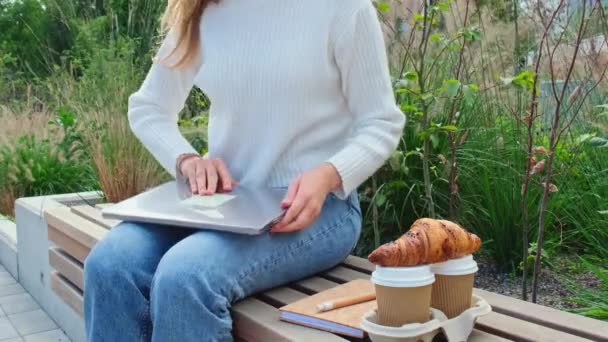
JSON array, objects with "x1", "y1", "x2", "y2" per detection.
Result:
[{"x1": 84, "y1": 192, "x2": 361, "y2": 342}]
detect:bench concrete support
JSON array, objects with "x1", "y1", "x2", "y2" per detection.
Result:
[
  {"x1": 0, "y1": 217, "x2": 18, "y2": 278},
  {"x1": 15, "y1": 192, "x2": 102, "y2": 342}
]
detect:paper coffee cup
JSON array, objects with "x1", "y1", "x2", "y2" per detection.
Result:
[
  {"x1": 371, "y1": 265, "x2": 435, "y2": 327},
  {"x1": 431, "y1": 255, "x2": 478, "y2": 318}
]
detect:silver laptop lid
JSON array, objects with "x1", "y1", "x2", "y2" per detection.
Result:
[{"x1": 101, "y1": 181, "x2": 287, "y2": 235}]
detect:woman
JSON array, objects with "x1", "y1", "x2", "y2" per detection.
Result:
[{"x1": 84, "y1": 0, "x2": 405, "y2": 340}]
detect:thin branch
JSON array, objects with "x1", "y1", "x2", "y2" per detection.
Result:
[
  {"x1": 521, "y1": 0, "x2": 564, "y2": 301},
  {"x1": 531, "y1": 0, "x2": 588, "y2": 303}
]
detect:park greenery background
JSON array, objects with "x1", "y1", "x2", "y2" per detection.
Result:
[{"x1": 0, "y1": 0, "x2": 607, "y2": 320}]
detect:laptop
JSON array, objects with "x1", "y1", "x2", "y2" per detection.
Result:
[{"x1": 101, "y1": 181, "x2": 287, "y2": 235}]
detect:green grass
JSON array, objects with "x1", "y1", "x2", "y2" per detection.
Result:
[{"x1": 565, "y1": 258, "x2": 608, "y2": 320}]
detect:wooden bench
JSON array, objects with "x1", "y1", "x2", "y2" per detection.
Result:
[{"x1": 44, "y1": 205, "x2": 608, "y2": 341}]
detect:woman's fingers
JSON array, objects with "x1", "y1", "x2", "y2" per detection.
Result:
[
  {"x1": 187, "y1": 169, "x2": 199, "y2": 194},
  {"x1": 180, "y1": 157, "x2": 236, "y2": 196},
  {"x1": 281, "y1": 178, "x2": 300, "y2": 208},
  {"x1": 195, "y1": 161, "x2": 208, "y2": 195},
  {"x1": 214, "y1": 159, "x2": 234, "y2": 192},
  {"x1": 282, "y1": 199, "x2": 321, "y2": 232},
  {"x1": 273, "y1": 206, "x2": 315, "y2": 233},
  {"x1": 273, "y1": 190, "x2": 306, "y2": 231},
  {"x1": 205, "y1": 165, "x2": 219, "y2": 195}
]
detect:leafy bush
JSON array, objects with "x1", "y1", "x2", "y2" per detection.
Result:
[
  {"x1": 43, "y1": 36, "x2": 168, "y2": 203},
  {"x1": 0, "y1": 118, "x2": 97, "y2": 215}
]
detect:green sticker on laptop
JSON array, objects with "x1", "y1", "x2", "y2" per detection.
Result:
[{"x1": 181, "y1": 193, "x2": 236, "y2": 208}]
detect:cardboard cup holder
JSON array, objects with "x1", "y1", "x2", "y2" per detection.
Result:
[{"x1": 360, "y1": 295, "x2": 492, "y2": 342}]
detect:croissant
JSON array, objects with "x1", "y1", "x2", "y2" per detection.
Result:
[{"x1": 368, "y1": 218, "x2": 481, "y2": 267}]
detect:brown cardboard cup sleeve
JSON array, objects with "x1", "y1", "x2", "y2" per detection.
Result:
[
  {"x1": 371, "y1": 265, "x2": 435, "y2": 327},
  {"x1": 430, "y1": 255, "x2": 478, "y2": 318}
]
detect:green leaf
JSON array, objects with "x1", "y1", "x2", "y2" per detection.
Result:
[
  {"x1": 394, "y1": 79, "x2": 409, "y2": 89},
  {"x1": 430, "y1": 33, "x2": 443, "y2": 42},
  {"x1": 589, "y1": 137, "x2": 608, "y2": 148},
  {"x1": 430, "y1": 134, "x2": 440, "y2": 148},
  {"x1": 413, "y1": 13, "x2": 425, "y2": 22},
  {"x1": 376, "y1": 1, "x2": 391, "y2": 13},
  {"x1": 374, "y1": 193, "x2": 387, "y2": 207},
  {"x1": 400, "y1": 103, "x2": 419, "y2": 113},
  {"x1": 598, "y1": 210, "x2": 608, "y2": 215},
  {"x1": 443, "y1": 79, "x2": 461, "y2": 98},
  {"x1": 462, "y1": 84, "x2": 478, "y2": 104},
  {"x1": 403, "y1": 70, "x2": 418, "y2": 81},
  {"x1": 421, "y1": 92, "x2": 435, "y2": 104},
  {"x1": 389, "y1": 151, "x2": 404, "y2": 171},
  {"x1": 577, "y1": 133, "x2": 596, "y2": 143},
  {"x1": 457, "y1": 26, "x2": 482, "y2": 42},
  {"x1": 503, "y1": 71, "x2": 536, "y2": 92},
  {"x1": 447, "y1": 42, "x2": 461, "y2": 51},
  {"x1": 441, "y1": 125, "x2": 458, "y2": 131},
  {"x1": 437, "y1": 2, "x2": 450, "y2": 11},
  {"x1": 405, "y1": 150, "x2": 424, "y2": 159}
]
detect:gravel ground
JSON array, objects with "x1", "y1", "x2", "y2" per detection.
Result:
[{"x1": 473, "y1": 256, "x2": 603, "y2": 310}]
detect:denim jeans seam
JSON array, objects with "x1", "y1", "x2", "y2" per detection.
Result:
[
  {"x1": 140, "y1": 300, "x2": 151, "y2": 342},
  {"x1": 237, "y1": 203, "x2": 358, "y2": 284}
]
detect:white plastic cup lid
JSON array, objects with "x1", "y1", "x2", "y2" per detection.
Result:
[
  {"x1": 431, "y1": 255, "x2": 478, "y2": 275},
  {"x1": 371, "y1": 265, "x2": 435, "y2": 288}
]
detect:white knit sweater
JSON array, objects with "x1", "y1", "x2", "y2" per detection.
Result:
[{"x1": 128, "y1": 0, "x2": 405, "y2": 199}]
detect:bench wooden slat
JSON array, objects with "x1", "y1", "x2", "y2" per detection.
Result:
[
  {"x1": 71, "y1": 205, "x2": 121, "y2": 230},
  {"x1": 342, "y1": 255, "x2": 375, "y2": 273},
  {"x1": 476, "y1": 311, "x2": 592, "y2": 342},
  {"x1": 49, "y1": 247, "x2": 84, "y2": 290},
  {"x1": 232, "y1": 299, "x2": 348, "y2": 342},
  {"x1": 475, "y1": 288, "x2": 608, "y2": 341},
  {"x1": 45, "y1": 207, "x2": 107, "y2": 248},
  {"x1": 291, "y1": 277, "x2": 338, "y2": 294},
  {"x1": 323, "y1": 266, "x2": 368, "y2": 283},
  {"x1": 342, "y1": 256, "x2": 608, "y2": 341},
  {"x1": 467, "y1": 331, "x2": 513, "y2": 342},
  {"x1": 48, "y1": 225, "x2": 90, "y2": 264},
  {"x1": 257, "y1": 287, "x2": 309, "y2": 308},
  {"x1": 50, "y1": 270, "x2": 84, "y2": 317}
]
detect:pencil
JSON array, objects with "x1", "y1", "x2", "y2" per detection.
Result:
[{"x1": 315, "y1": 292, "x2": 376, "y2": 312}]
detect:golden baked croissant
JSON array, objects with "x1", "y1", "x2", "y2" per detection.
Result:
[{"x1": 368, "y1": 218, "x2": 481, "y2": 266}]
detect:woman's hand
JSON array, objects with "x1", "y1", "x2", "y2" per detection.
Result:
[
  {"x1": 271, "y1": 163, "x2": 342, "y2": 233},
  {"x1": 179, "y1": 156, "x2": 237, "y2": 195}
]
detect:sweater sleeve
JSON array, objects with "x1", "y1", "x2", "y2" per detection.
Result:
[
  {"x1": 326, "y1": 1, "x2": 406, "y2": 199},
  {"x1": 127, "y1": 31, "x2": 201, "y2": 178}
]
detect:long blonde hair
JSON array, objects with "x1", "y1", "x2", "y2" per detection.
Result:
[{"x1": 159, "y1": 0, "x2": 217, "y2": 68}]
